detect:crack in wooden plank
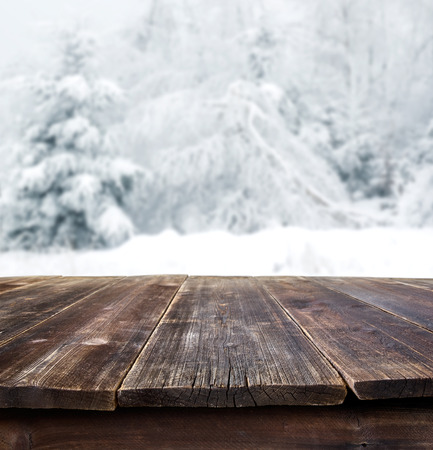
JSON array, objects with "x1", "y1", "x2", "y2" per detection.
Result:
[{"x1": 118, "y1": 276, "x2": 346, "y2": 407}]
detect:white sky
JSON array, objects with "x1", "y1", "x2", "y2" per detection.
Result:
[{"x1": 0, "y1": 0, "x2": 144, "y2": 67}]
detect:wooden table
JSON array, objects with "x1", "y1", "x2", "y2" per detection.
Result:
[{"x1": 0, "y1": 276, "x2": 432, "y2": 448}]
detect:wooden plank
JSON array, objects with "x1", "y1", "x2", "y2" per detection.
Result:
[
  {"x1": 311, "y1": 276, "x2": 433, "y2": 331},
  {"x1": 372, "y1": 277, "x2": 433, "y2": 293},
  {"x1": 259, "y1": 276, "x2": 433, "y2": 400},
  {"x1": 0, "y1": 276, "x2": 59, "y2": 296},
  {"x1": 1, "y1": 400, "x2": 432, "y2": 449},
  {"x1": 0, "y1": 275, "x2": 186, "y2": 410},
  {"x1": 0, "y1": 276, "x2": 56, "y2": 284},
  {"x1": 118, "y1": 276, "x2": 346, "y2": 408},
  {"x1": 0, "y1": 277, "x2": 38, "y2": 284},
  {"x1": 0, "y1": 277, "x2": 122, "y2": 346}
]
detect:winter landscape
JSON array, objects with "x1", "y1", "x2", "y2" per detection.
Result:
[{"x1": 0, "y1": 0, "x2": 433, "y2": 277}]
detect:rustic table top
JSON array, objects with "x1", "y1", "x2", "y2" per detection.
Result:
[{"x1": 0, "y1": 275, "x2": 432, "y2": 411}]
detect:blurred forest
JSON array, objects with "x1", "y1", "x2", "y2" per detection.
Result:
[{"x1": 1, "y1": 0, "x2": 433, "y2": 250}]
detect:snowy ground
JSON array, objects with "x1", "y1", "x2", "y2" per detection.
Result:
[{"x1": 1, "y1": 227, "x2": 432, "y2": 278}]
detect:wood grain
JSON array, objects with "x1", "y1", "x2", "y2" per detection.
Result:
[
  {"x1": 259, "y1": 276, "x2": 433, "y2": 400},
  {"x1": 1, "y1": 399, "x2": 432, "y2": 449},
  {"x1": 0, "y1": 275, "x2": 186, "y2": 410},
  {"x1": 0, "y1": 276, "x2": 58, "y2": 296},
  {"x1": 118, "y1": 276, "x2": 346, "y2": 408},
  {"x1": 390, "y1": 278, "x2": 433, "y2": 291},
  {"x1": 0, "y1": 277, "x2": 121, "y2": 346},
  {"x1": 311, "y1": 277, "x2": 433, "y2": 331}
]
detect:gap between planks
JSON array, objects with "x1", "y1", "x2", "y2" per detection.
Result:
[
  {"x1": 118, "y1": 276, "x2": 346, "y2": 408},
  {"x1": 110, "y1": 275, "x2": 188, "y2": 407},
  {"x1": 0, "y1": 276, "x2": 187, "y2": 410},
  {"x1": 310, "y1": 276, "x2": 433, "y2": 332},
  {"x1": 259, "y1": 276, "x2": 433, "y2": 401},
  {"x1": 0, "y1": 277, "x2": 124, "y2": 348},
  {"x1": 1, "y1": 275, "x2": 432, "y2": 410}
]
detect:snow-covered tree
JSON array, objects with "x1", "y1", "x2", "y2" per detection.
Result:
[
  {"x1": 398, "y1": 119, "x2": 433, "y2": 226},
  {"x1": 0, "y1": 31, "x2": 144, "y2": 250},
  {"x1": 137, "y1": 79, "x2": 361, "y2": 234},
  {"x1": 4, "y1": 0, "x2": 433, "y2": 235}
]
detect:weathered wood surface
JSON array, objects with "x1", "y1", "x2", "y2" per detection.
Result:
[
  {"x1": 119, "y1": 276, "x2": 346, "y2": 408},
  {"x1": 389, "y1": 278, "x2": 433, "y2": 291},
  {"x1": 0, "y1": 276, "x2": 58, "y2": 296},
  {"x1": 0, "y1": 275, "x2": 186, "y2": 410},
  {"x1": 0, "y1": 275, "x2": 432, "y2": 411},
  {"x1": 312, "y1": 276, "x2": 433, "y2": 331},
  {"x1": 0, "y1": 277, "x2": 121, "y2": 347},
  {"x1": 1, "y1": 399, "x2": 432, "y2": 449},
  {"x1": 259, "y1": 276, "x2": 433, "y2": 400}
]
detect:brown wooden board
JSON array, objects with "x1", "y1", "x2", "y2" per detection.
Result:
[
  {"x1": 1, "y1": 399, "x2": 432, "y2": 449},
  {"x1": 118, "y1": 276, "x2": 346, "y2": 408},
  {"x1": 311, "y1": 277, "x2": 433, "y2": 331},
  {"x1": 368, "y1": 277, "x2": 433, "y2": 293},
  {"x1": 0, "y1": 277, "x2": 39, "y2": 284},
  {"x1": 0, "y1": 275, "x2": 186, "y2": 410},
  {"x1": 0, "y1": 277, "x2": 121, "y2": 346},
  {"x1": 0, "y1": 276, "x2": 58, "y2": 296},
  {"x1": 0, "y1": 276, "x2": 57, "y2": 284},
  {"x1": 259, "y1": 277, "x2": 433, "y2": 400},
  {"x1": 391, "y1": 278, "x2": 433, "y2": 291}
]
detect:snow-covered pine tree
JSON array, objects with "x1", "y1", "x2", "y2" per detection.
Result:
[{"x1": 0, "y1": 31, "x2": 144, "y2": 250}]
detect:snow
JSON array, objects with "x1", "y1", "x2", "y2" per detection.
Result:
[
  {"x1": 50, "y1": 116, "x2": 100, "y2": 150},
  {"x1": 1, "y1": 227, "x2": 432, "y2": 278},
  {"x1": 399, "y1": 167, "x2": 433, "y2": 227},
  {"x1": 57, "y1": 75, "x2": 91, "y2": 103},
  {"x1": 1, "y1": 1, "x2": 433, "y2": 267},
  {"x1": 0, "y1": 32, "x2": 144, "y2": 251},
  {"x1": 94, "y1": 205, "x2": 134, "y2": 247}
]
